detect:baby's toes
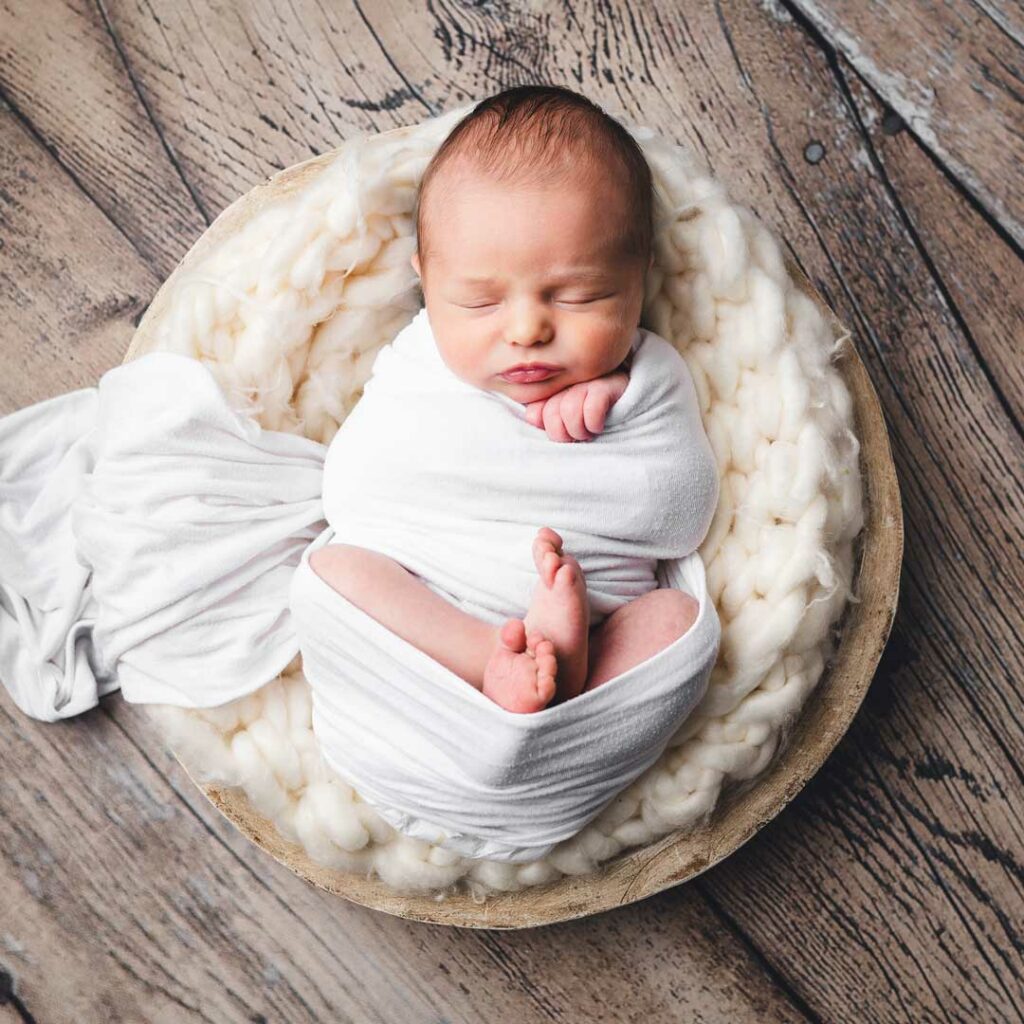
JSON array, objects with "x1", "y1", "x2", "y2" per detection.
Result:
[
  {"x1": 524, "y1": 630, "x2": 546, "y2": 654},
  {"x1": 532, "y1": 528, "x2": 563, "y2": 577},
  {"x1": 544, "y1": 550, "x2": 565, "y2": 583},
  {"x1": 533, "y1": 639, "x2": 558, "y2": 702},
  {"x1": 558, "y1": 561, "x2": 577, "y2": 584},
  {"x1": 534, "y1": 547, "x2": 561, "y2": 587},
  {"x1": 536, "y1": 526, "x2": 562, "y2": 549},
  {"x1": 499, "y1": 618, "x2": 527, "y2": 652},
  {"x1": 552, "y1": 559, "x2": 579, "y2": 590}
]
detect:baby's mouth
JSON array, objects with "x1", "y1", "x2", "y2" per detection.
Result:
[{"x1": 499, "y1": 365, "x2": 561, "y2": 383}]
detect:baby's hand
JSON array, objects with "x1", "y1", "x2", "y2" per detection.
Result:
[{"x1": 524, "y1": 370, "x2": 629, "y2": 443}]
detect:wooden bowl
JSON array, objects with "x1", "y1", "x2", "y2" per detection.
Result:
[{"x1": 127, "y1": 140, "x2": 903, "y2": 930}]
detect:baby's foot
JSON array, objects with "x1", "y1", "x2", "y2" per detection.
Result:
[
  {"x1": 482, "y1": 619, "x2": 558, "y2": 714},
  {"x1": 522, "y1": 527, "x2": 591, "y2": 702}
]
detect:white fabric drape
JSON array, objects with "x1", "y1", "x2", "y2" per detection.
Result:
[
  {"x1": 293, "y1": 526, "x2": 719, "y2": 862},
  {"x1": 0, "y1": 353, "x2": 326, "y2": 721}
]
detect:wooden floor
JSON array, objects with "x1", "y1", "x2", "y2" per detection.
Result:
[{"x1": 1, "y1": 1, "x2": 1021, "y2": 1021}]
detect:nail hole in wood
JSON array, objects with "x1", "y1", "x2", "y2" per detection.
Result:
[
  {"x1": 803, "y1": 140, "x2": 826, "y2": 164},
  {"x1": 881, "y1": 109, "x2": 906, "y2": 136}
]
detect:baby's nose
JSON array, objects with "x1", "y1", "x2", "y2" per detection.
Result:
[
  {"x1": 501, "y1": 299, "x2": 557, "y2": 346},
  {"x1": 505, "y1": 306, "x2": 554, "y2": 347}
]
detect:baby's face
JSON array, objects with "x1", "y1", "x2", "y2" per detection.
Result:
[{"x1": 410, "y1": 167, "x2": 651, "y2": 403}]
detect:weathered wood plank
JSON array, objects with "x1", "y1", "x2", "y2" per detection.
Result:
[
  {"x1": 0, "y1": 0, "x2": 207, "y2": 279},
  {"x1": 672, "y1": 3, "x2": 1024, "y2": 1020},
  {"x1": 841, "y1": 57, "x2": 1024, "y2": 430},
  {"x1": 785, "y1": 0, "x2": 1024, "y2": 248},
  {"x1": 974, "y1": 0, "x2": 1024, "y2": 46},
  {"x1": 2, "y1": 694, "x2": 812, "y2": 1024},
  {"x1": 0, "y1": 965, "x2": 30, "y2": 1024},
  {"x1": 0, "y1": 107, "x2": 154, "y2": 410},
  {"x1": 92, "y1": 0, "x2": 433, "y2": 219}
]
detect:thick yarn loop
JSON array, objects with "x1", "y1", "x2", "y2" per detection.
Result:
[{"x1": 141, "y1": 105, "x2": 864, "y2": 896}]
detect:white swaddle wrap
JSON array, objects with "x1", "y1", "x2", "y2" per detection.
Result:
[
  {"x1": 0, "y1": 310, "x2": 721, "y2": 862},
  {"x1": 293, "y1": 307, "x2": 722, "y2": 860},
  {"x1": 292, "y1": 529, "x2": 719, "y2": 862}
]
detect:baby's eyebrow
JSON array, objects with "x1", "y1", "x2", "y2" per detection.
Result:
[{"x1": 457, "y1": 269, "x2": 611, "y2": 285}]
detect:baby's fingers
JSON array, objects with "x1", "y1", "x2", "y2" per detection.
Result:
[
  {"x1": 581, "y1": 386, "x2": 613, "y2": 436},
  {"x1": 524, "y1": 400, "x2": 546, "y2": 428},
  {"x1": 538, "y1": 392, "x2": 576, "y2": 443},
  {"x1": 556, "y1": 389, "x2": 595, "y2": 442}
]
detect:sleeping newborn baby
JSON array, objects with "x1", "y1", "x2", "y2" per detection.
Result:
[{"x1": 310, "y1": 86, "x2": 718, "y2": 714}]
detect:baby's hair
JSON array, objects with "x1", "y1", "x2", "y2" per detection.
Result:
[{"x1": 414, "y1": 84, "x2": 654, "y2": 272}]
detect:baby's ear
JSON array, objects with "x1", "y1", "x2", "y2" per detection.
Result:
[{"x1": 410, "y1": 251, "x2": 421, "y2": 277}]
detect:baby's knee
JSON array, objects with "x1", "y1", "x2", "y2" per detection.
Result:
[
  {"x1": 309, "y1": 543, "x2": 411, "y2": 602},
  {"x1": 646, "y1": 587, "x2": 699, "y2": 641},
  {"x1": 309, "y1": 543, "x2": 368, "y2": 590},
  {"x1": 309, "y1": 543, "x2": 343, "y2": 576}
]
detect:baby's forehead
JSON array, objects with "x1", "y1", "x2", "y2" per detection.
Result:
[
  {"x1": 434, "y1": 142, "x2": 615, "y2": 199},
  {"x1": 419, "y1": 144, "x2": 638, "y2": 265}
]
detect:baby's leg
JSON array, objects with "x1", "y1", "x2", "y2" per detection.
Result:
[
  {"x1": 584, "y1": 589, "x2": 699, "y2": 693},
  {"x1": 308, "y1": 544, "x2": 556, "y2": 712}
]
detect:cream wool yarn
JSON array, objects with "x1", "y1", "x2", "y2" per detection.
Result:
[{"x1": 139, "y1": 104, "x2": 864, "y2": 897}]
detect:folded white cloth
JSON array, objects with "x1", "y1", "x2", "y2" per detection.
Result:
[
  {"x1": 0, "y1": 313, "x2": 721, "y2": 862},
  {"x1": 0, "y1": 353, "x2": 326, "y2": 721},
  {"x1": 322, "y1": 308, "x2": 720, "y2": 626},
  {"x1": 0, "y1": 386, "x2": 107, "y2": 719},
  {"x1": 292, "y1": 527, "x2": 719, "y2": 861}
]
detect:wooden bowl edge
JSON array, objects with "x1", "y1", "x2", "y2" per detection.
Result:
[{"x1": 135, "y1": 156, "x2": 904, "y2": 928}]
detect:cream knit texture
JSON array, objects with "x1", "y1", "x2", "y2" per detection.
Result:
[{"x1": 139, "y1": 104, "x2": 864, "y2": 896}]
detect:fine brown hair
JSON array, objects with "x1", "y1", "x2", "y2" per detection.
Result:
[{"x1": 414, "y1": 85, "x2": 654, "y2": 272}]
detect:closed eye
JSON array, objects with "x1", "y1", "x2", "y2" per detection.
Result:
[
  {"x1": 558, "y1": 294, "x2": 614, "y2": 305},
  {"x1": 456, "y1": 293, "x2": 615, "y2": 310}
]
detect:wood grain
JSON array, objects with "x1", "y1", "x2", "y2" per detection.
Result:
[
  {"x1": 0, "y1": 0, "x2": 207, "y2": 279},
  {"x1": 788, "y1": 0, "x2": 1024, "y2": 248},
  {"x1": 0, "y1": 108, "x2": 152, "y2": 408},
  {"x1": 686, "y1": 5, "x2": 1024, "y2": 1021},
  {"x1": 1, "y1": 0, "x2": 1020, "y2": 1020},
  {"x1": 1, "y1": 692, "x2": 816, "y2": 1022},
  {"x1": 842, "y1": 54, "x2": 1024, "y2": 431}
]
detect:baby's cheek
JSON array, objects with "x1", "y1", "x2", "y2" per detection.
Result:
[
  {"x1": 435, "y1": 328, "x2": 486, "y2": 383},
  {"x1": 574, "y1": 321, "x2": 625, "y2": 375}
]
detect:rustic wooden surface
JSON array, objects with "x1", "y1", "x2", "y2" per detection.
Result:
[{"x1": 0, "y1": 1, "x2": 1020, "y2": 1021}]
